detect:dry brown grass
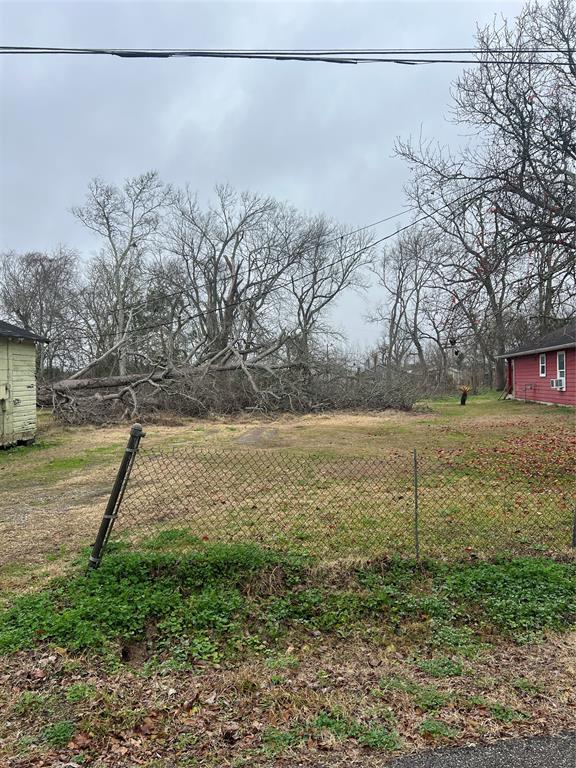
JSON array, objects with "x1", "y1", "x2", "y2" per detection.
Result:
[
  {"x1": 1, "y1": 396, "x2": 575, "y2": 767},
  {"x1": 1, "y1": 629, "x2": 574, "y2": 767},
  {"x1": 1, "y1": 395, "x2": 574, "y2": 585}
]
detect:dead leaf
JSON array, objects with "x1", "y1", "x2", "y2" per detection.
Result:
[
  {"x1": 138, "y1": 716, "x2": 157, "y2": 735},
  {"x1": 221, "y1": 722, "x2": 241, "y2": 742},
  {"x1": 68, "y1": 732, "x2": 91, "y2": 749}
]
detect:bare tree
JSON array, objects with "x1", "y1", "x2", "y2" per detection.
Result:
[
  {"x1": 397, "y1": 0, "x2": 575, "y2": 251},
  {"x1": 31, "y1": 176, "x2": 411, "y2": 420},
  {"x1": 287, "y1": 216, "x2": 374, "y2": 398},
  {"x1": 72, "y1": 171, "x2": 170, "y2": 375},
  {"x1": 162, "y1": 185, "x2": 300, "y2": 368},
  {"x1": 371, "y1": 227, "x2": 441, "y2": 378}
]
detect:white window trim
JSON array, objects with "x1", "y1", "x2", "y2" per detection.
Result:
[
  {"x1": 539, "y1": 353, "x2": 546, "y2": 377},
  {"x1": 557, "y1": 350, "x2": 566, "y2": 388}
]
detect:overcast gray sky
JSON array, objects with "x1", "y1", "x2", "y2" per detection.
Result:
[{"x1": 0, "y1": 0, "x2": 523, "y2": 349}]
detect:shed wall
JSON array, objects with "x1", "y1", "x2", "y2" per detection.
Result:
[
  {"x1": 0, "y1": 338, "x2": 38, "y2": 446},
  {"x1": 512, "y1": 347, "x2": 576, "y2": 406}
]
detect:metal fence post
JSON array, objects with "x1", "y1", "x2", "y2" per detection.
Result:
[
  {"x1": 413, "y1": 448, "x2": 420, "y2": 562},
  {"x1": 88, "y1": 422, "x2": 145, "y2": 569}
]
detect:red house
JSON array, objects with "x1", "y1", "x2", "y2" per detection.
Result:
[{"x1": 502, "y1": 322, "x2": 575, "y2": 406}]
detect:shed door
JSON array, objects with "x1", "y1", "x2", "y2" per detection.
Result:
[
  {"x1": 11, "y1": 341, "x2": 36, "y2": 437},
  {"x1": 0, "y1": 340, "x2": 12, "y2": 442}
]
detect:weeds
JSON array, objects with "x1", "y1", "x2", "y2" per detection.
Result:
[
  {"x1": 313, "y1": 710, "x2": 400, "y2": 750},
  {"x1": 416, "y1": 657, "x2": 463, "y2": 678},
  {"x1": 443, "y1": 558, "x2": 576, "y2": 634},
  {"x1": 65, "y1": 683, "x2": 97, "y2": 703},
  {"x1": 0, "y1": 546, "x2": 574, "y2": 666},
  {"x1": 13, "y1": 691, "x2": 49, "y2": 716},
  {"x1": 512, "y1": 677, "x2": 543, "y2": 695},
  {"x1": 418, "y1": 718, "x2": 459, "y2": 739},
  {"x1": 42, "y1": 720, "x2": 75, "y2": 748}
]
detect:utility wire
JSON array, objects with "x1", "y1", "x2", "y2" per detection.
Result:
[
  {"x1": 4, "y1": 47, "x2": 569, "y2": 53},
  {"x1": 0, "y1": 46, "x2": 571, "y2": 66},
  {"x1": 119, "y1": 205, "x2": 415, "y2": 314}
]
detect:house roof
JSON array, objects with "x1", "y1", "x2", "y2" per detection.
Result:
[
  {"x1": 500, "y1": 321, "x2": 575, "y2": 359},
  {"x1": 0, "y1": 319, "x2": 49, "y2": 343}
]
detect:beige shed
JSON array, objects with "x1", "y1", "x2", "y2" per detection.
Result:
[{"x1": 0, "y1": 320, "x2": 48, "y2": 448}]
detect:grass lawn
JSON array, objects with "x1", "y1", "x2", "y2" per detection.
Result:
[
  {"x1": 1, "y1": 392, "x2": 573, "y2": 580},
  {"x1": 0, "y1": 394, "x2": 574, "y2": 765}
]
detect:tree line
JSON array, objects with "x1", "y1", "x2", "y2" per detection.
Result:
[{"x1": 0, "y1": 0, "x2": 574, "y2": 420}]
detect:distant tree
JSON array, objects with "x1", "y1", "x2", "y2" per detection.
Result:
[
  {"x1": 0, "y1": 247, "x2": 80, "y2": 378},
  {"x1": 395, "y1": 0, "x2": 576, "y2": 388},
  {"x1": 371, "y1": 227, "x2": 441, "y2": 378},
  {"x1": 287, "y1": 216, "x2": 374, "y2": 399}
]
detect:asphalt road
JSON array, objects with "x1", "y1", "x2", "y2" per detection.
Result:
[{"x1": 385, "y1": 732, "x2": 576, "y2": 768}]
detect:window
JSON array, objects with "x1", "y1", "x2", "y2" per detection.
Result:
[
  {"x1": 557, "y1": 351, "x2": 566, "y2": 387},
  {"x1": 539, "y1": 353, "x2": 546, "y2": 377}
]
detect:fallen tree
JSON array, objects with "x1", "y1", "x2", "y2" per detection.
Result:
[{"x1": 43, "y1": 353, "x2": 422, "y2": 425}]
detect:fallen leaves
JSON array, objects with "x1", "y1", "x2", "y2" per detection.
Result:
[
  {"x1": 2, "y1": 631, "x2": 575, "y2": 767},
  {"x1": 67, "y1": 732, "x2": 91, "y2": 749}
]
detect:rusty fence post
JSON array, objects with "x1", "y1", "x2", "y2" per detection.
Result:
[{"x1": 88, "y1": 422, "x2": 145, "y2": 569}]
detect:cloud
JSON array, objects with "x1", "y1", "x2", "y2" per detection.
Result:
[{"x1": 0, "y1": 0, "x2": 523, "y2": 346}]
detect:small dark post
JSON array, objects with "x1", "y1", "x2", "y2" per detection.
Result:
[
  {"x1": 88, "y1": 423, "x2": 144, "y2": 569},
  {"x1": 572, "y1": 507, "x2": 576, "y2": 549},
  {"x1": 413, "y1": 448, "x2": 420, "y2": 562}
]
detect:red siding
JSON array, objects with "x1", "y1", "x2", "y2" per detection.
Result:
[{"x1": 512, "y1": 346, "x2": 576, "y2": 406}]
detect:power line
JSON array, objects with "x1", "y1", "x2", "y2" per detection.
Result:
[
  {"x1": 0, "y1": 46, "x2": 571, "y2": 66},
  {"x1": 4, "y1": 47, "x2": 569, "y2": 53}
]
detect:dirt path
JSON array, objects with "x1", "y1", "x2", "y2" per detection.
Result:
[{"x1": 235, "y1": 425, "x2": 279, "y2": 445}]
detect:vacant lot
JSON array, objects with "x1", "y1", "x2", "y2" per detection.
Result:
[
  {"x1": 1, "y1": 395, "x2": 575, "y2": 767},
  {"x1": 1, "y1": 393, "x2": 574, "y2": 584}
]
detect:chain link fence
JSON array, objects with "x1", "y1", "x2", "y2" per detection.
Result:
[{"x1": 89, "y1": 424, "x2": 576, "y2": 566}]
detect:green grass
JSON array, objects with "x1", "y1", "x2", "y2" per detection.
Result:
[
  {"x1": 36, "y1": 443, "x2": 124, "y2": 476},
  {"x1": 42, "y1": 720, "x2": 75, "y2": 748},
  {"x1": 0, "y1": 544, "x2": 574, "y2": 662},
  {"x1": 511, "y1": 677, "x2": 543, "y2": 694},
  {"x1": 377, "y1": 677, "x2": 453, "y2": 712},
  {"x1": 465, "y1": 697, "x2": 527, "y2": 722},
  {"x1": 416, "y1": 657, "x2": 463, "y2": 678},
  {"x1": 13, "y1": 692, "x2": 49, "y2": 716},
  {"x1": 312, "y1": 711, "x2": 399, "y2": 750},
  {"x1": 261, "y1": 726, "x2": 303, "y2": 756},
  {"x1": 418, "y1": 718, "x2": 459, "y2": 739},
  {"x1": 0, "y1": 439, "x2": 58, "y2": 463},
  {"x1": 65, "y1": 683, "x2": 97, "y2": 703}
]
